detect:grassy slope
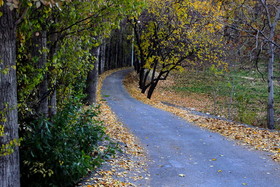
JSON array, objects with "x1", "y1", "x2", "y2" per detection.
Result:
[{"x1": 162, "y1": 68, "x2": 280, "y2": 129}]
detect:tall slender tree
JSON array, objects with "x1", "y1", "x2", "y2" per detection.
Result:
[
  {"x1": 0, "y1": 3, "x2": 20, "y2": 187},
  {"x1": 219, "y1": 0, "x2": 280, "y2": 129}
]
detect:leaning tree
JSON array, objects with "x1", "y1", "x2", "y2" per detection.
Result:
[{"x1": 132, "y1": 0, "x2": 226, "y2": 98}]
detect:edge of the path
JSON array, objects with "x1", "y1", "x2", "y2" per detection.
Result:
[
  {"x1": 123, "y1": 70, "x2": 280, "y2": 163},
  {"x1": 76, "y1": 68, "x2": 150, "y2": 187}
]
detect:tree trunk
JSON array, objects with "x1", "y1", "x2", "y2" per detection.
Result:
[
  {"x1": 49, "y1": 90, "x2": 57, "y2": 117},
  {"x1": 0, "y1": 5, "x2": 20, "y2": 187},
  {"x1": 105, "y1": 43, "x2": 110, "y2": 71},
  {"x1": 141, "y1": 69, "x2": 150, "y2": 93},
  {"x1": 139, "y1": 68, "x2": 145, "y2": 89},
  {"x1": 98, "y1": 43, "x2": 105, "y2": 74},
  {"x1": 48, "y1": 30, "x2": 58, "y2": 117},
  {"x1": 134, "y1": 57, "x2": 140, "y2": 73},
  {"x1": 33, "y1": 30, "x2": 48, "y2": 117},
  {"x1": 85, "y1": 47, "x2": 100, "y2": 105},
  {"x1": 131, "y1": 37, "x2": 134, "y2": 67},
  {"x1": 114, "y1": 44, "x2": 117, "y2": 69},
  {"x1": 147, "y1": 79, "x2": 159, "y2": 99},
  {"x1": 267, "y1": 42, "x2": 275, "y2": 129},
  {"x1": 147, "y1": 65, "x2": 160, "y2": 99}
]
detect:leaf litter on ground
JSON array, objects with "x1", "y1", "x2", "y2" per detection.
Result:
[{"x1": 77, "y1": 68, "x2": 150, "y2": 187}]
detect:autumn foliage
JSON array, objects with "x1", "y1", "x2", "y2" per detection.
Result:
[{"x1": 132, "y1": 0, "x2": 227, "y2": 98}]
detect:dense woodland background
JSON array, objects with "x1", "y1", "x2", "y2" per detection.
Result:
[{"x1": 0, "y1": 0, "x2": 280, "y2": 186}]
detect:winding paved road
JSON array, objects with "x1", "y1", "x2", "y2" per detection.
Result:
[{"x1": 102, "y1": 69, "x2": 280, "y2": 187}]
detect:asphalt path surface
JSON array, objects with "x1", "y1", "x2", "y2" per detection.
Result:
[{"x1": 102, "y1": 69, "x2": 280, "y2": 187}]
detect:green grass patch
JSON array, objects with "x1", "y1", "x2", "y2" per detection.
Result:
[{"x1": 170, "y1": 67, "x2": 280, "y2": 128}]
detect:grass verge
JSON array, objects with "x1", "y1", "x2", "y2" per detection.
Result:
[{"x1": 168, "y1": 68, "x2": 280, "y2": 128}]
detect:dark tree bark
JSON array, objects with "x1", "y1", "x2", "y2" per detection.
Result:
[
  {"x1": 105, "y1": 43, "x2": 110, "y2": 71},
  {"x1": 49, "y1": 90, "x2": 57, "y2": 117},
  {"x1": 0, "y1": 5, "x2": 20, "y2": 187},
  {"x1": 38, "y1": 30, "x2": 48, "y2": 117},
  {"x1": 98, "y1": 43, "x2": 105, "y2": 74},
  {"x1": 140, "y1": 69, "x2": 150, "y2": 93},
  {"x1": 33, "y1": 30, "x2": 48, "y2": 117},
  {"x1": 146, "y1": 61, "x2": 159, "y2": 98},
  {"x1": 133, "y1": 20, "x2": 148, "y2": 91},
  {"x1": 48, "y1": 30, "x2": 58, "y2": 117},
  {"x1": 85, "y1": 47, "x2": 100, "y2": 104},
  {"x1": 114, "y1": 40, "x2": 118, "y2": 68},
  {"x1": 147, "y1": 79, "x2": 159, "y2": 99},
  {"x1": 138, "y1": 68, "x2": 145, "y2": 89},
  {"x1": 147, "y1": 71, "x2": 164, "y2": 99},
  {"x1": 134, "y1": 58, "x2": 140, "y2": 73}
]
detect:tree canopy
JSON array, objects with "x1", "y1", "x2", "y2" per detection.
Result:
[{"x1": 132, "y1": 0, "x2": 226, "y2": 98}]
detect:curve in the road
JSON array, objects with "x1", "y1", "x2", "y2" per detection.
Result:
[{"x1": 102, "y1": 69, "x2": 280, "y2": 187}]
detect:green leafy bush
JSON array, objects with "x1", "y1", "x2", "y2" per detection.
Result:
[{"x1": 20, "y1": 98, "x2": 116, "y2": 187}]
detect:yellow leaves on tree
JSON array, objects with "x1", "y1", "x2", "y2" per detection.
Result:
[
  {"x1": 137, "y1": 0, "x2": 227, "y2": 72},
  {"x1": 132, "y1": 0, "x2": 228, "y2": 98}
]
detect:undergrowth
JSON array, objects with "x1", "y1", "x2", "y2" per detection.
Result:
[{"x1": 20, "y1": 96, "x2": 116, "y2": 187}]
